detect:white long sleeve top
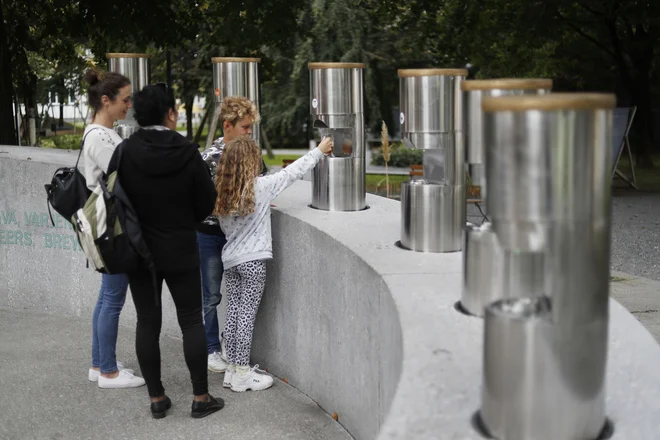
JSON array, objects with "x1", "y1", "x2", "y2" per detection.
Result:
[
  {"x1": 81, "y1": 124, "x2": 123, "y2": 191},
  {"x1": 218, "y1": 148, "x2": 323, "y2": 269}
]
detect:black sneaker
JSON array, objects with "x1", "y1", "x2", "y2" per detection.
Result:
[
  {"x1": 191, "y1": 394, "x2": 224, "y2": 419},
  {"x1": 150, "y1": 396, "x2": 172, "y2": 419}
]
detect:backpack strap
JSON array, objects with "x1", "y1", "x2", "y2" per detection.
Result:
[
  {"x1": 75, "y1": 127, "x2": 102, "y2": 169},
  {"x1": 112, "y1": 143, "x2": 161, "y2": 307}
]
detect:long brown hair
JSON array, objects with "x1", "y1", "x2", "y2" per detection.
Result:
[{"x1": 213, "y1": 136, "x2": 263, "y2": 216}]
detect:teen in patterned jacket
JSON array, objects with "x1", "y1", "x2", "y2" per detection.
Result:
[{"x1": 197, "y1": 97, "x2": 267, "y2": 376}]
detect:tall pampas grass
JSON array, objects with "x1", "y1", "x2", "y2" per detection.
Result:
[{"x1": 381, "y1": 121, "x2": 391, "y2": 197}]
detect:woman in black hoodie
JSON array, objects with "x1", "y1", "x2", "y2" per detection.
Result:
[{"x1": 109, "y1": 83, "x2": 223, "y2": 419}]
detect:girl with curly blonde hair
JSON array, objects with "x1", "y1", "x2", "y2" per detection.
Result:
[{"x1": 214, "y1": 134, "x2": 333, "y2": 392}]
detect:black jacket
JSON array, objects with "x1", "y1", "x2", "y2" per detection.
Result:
[{"x1": 109, "y1": 128, "x2": 217, "y2": 272}]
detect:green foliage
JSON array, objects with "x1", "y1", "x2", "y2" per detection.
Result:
[
  {"x1": 262, "y1": 154, "x2": 305, "y2": 167},
  {"x1": 370, "y1": 143, "x2": 422, "y2": 167},
  {"x1": 39, "y1": 134, "x2": 83, "y2": 150}
]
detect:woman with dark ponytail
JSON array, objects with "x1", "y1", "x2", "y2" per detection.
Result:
[{"x1": 83, "y1": 69, "x2": 146, "y2": 389}]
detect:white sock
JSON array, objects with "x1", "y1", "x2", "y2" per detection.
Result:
[{"x1": 236, "y1": 365, "x2": 249, "y2": 375}]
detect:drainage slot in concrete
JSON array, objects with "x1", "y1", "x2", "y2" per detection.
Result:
[
  {"x1": 471, "y1": 411, "x2": 494, "y2": 439},
  {"x1": 454, "y1": 301, "x2": 479, "y2": 318}
]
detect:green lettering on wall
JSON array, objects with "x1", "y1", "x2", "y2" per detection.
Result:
[
  {"x1": 1, "y1": 211, "x2": 17, "y2": 225},
  {"x1": 26, "y1": 212, "x2": 39, "y2": 227},
  {"x1": 24, "y1": 232, "x2": 32, "y2": 246}
]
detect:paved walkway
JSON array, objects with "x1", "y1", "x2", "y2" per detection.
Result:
[
  {"x1": 0, "y1": 309, "x2": 351, "y2": 440},
  {"x1": 610, "y1": 271, "x2": 660, "y2": 344},
  {"x1": 611, "y1": 190, "x2": 660, "y2": 281}
]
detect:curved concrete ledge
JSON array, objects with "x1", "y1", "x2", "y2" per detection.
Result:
[{"x1": 2, "y1": 145, "x2": 660, "y2": 439}]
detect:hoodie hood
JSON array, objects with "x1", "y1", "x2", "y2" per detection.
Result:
[{"x1": 123, "y1": 128, "x2": 200, "y2": 176}]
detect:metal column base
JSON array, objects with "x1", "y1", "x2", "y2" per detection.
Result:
[
  {"x1": 311, "y1": 156, "x2": 366, "y2": 211},
  {"x1": 461, "y1": 223, "x2": 545, "y2": 317},
  {"x1": 400, "y1": 181, "x2": 464, "y2": 253},
  {"x1": 481, "y1": 297, "x2": 608, "y2": 440}
]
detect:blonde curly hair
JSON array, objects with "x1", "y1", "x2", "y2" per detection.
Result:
[
  {"x1": 213, "y1": 136, "x2": 263, "y2": 217},
  {"x1": 220, "y1": 96, "x2": 261, "y2": 126}
]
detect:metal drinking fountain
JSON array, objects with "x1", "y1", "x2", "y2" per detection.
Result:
[
  {"x1": 207, "y1": 57, "x2": 261, "y2": 149},
  {"x1": 398, "y1": 68, "x2": 468, "y2": 253},
  {"x1": 479, "y1": 93, "x2": 616, "y2": 440},
  {"x1": 106, "y1": 53, "x2": 151, "y2": 139},
  {"x1": 308, "y1": 62, "x2": 366, "y2": 211},
  {"x1": 461, "y1": 79, "x2": 552, "y2": 317}
]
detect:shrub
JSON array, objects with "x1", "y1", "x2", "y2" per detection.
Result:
[
  {"x1": 53, "y1": 134, "x2": 83, "y2": 150},
  {"x1": 371, "y1": 142, "x2": 423, "y2": 167},
  {"x1": 38, "y1": 138, "x2": 57, "y2": 149}
]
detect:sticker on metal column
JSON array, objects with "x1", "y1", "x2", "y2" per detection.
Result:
[
  {"x1": 400, "y1": 112, "x2": 405, "y2": 125},
  {"x1": 312, "y1": 98, "x2": 318, "y2": 109}
]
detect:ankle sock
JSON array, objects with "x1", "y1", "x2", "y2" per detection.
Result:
[{"x1": 236, "y1": 365, "x2": 249, "y2": 375}]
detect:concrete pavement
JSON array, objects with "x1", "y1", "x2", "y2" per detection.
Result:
[{"x1": 0, "y1": 309, "x2": 351, "y2": 440}]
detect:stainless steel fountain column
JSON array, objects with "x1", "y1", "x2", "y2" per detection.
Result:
[
  {"x1": 398, "y1": 68, "x2": 468, "y2": 252},
  {"x1": 308, "y1": 62, "x2": 366, "y2": 211},
  {"x1": 480, "y1": 93, "x2": 616, "y2": 440},
  {"x1": 106, "y1": 53, "x2": 151, "y2": 139},
  {"x1": 461, "y1": 79, "x2": 552, "y2": 316},
  {"x1": 208, "y1": 57, "x2": 261, "y2": 149}
]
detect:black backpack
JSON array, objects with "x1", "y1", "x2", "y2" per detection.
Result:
[
  {"x1": 44, "y1": 129, "x2": 98, "y2": 225},
  {"x1": 72, "y1": 143, "x2": 160, "y2": 304}
]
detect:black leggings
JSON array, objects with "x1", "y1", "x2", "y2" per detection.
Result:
[{"x1": 128, "y1": 267, "x2": 208, "y2": 397}]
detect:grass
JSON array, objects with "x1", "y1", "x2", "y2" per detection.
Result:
[
  {"x1": 262, "y1": 154, "x2": 305, "y2": 167},
  {"x1": 366, "y1": 174, "x2": 408, "y2": 197},
  {"x1": 261, "y1": 153, "x2": 408, "y2": 199}
]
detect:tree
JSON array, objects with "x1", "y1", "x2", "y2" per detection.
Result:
[
  {"x1": 425, "y1": 0, "x2": 659, "y2": 166},
  {"x1": 0, "y1": 1, "x2": 17, "y2": 145},
  {"x1": 554, "y1": 0, "x2": 660, "y2": 167}
]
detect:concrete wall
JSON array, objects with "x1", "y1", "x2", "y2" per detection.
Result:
[{"x1": 3, "y1": 145, "x2": 660, "y2": 439}]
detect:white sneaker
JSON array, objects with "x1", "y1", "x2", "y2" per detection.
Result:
[
  {"x1": 88, "y1": 362, "x2": 134, "y2": 382},
  {"x1": 230, "y1": 365, "x2": 273, "y2": 392},
  {"x1": 208, "y1": 351, "x2": 228, "y2": 373},
  {"x1": 98, "y1": 369, "x2": 146, "y2": 389},
  {"x1": 220, "y1": 338, "x2": 228, "y2": 362},
  {"x1": 223, "y1": 364, "x2": 235, "y2": 388}
]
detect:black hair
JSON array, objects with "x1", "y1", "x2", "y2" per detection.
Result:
[
  {"x1": 84, "y1": 69, "x2": 131, "y2": 115},
  {"x1": 133, "y1": 83, "x2": 176, "y2": 127}
]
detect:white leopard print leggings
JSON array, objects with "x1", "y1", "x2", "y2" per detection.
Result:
[{"x1": 223, "y1": 260, "x2": 267, "y2": 366}]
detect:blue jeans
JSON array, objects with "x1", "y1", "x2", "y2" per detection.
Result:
[
  {"x1": 198, "y1": 232, "x2": 226, "y2": 354},
  {"x1": 91, "y1": 273, "x2": 129, "y2": 373}
]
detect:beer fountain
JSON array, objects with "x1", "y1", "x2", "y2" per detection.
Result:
[
  {"x1": 308, "y1": 62, "x2": 366, "y2": 211},
  {"x1": 479, "y1": 93, "x2": 615, "y2": 440},
  {"x1": 460, "y1": 79, "x2": 552, "y2": 316},
  {"x1": 398, "y1": 68, "x2": 468, "y2": 252}
]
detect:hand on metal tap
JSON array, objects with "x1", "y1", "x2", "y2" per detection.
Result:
[{"x1": 318, "y1": 136, "x2": 334, "y2": 156}]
